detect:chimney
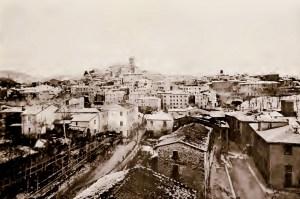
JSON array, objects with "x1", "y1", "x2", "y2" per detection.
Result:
[
  {"x1": 258, "y1": 122, "x2": 262, "y2": 131},
  {"x1": 293, "y1": 126, "x2": 299, "y2": 134},
  {"x1": 151, "y1": 156, "x2": 158, "y2": 171},
  {"x1": 281, "y1": 100, "x2": 295, "y2": 117}
]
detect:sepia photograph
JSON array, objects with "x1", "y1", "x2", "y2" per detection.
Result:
[{"x1": 0, "y1": 0, "x2": 300, "y2": 198}]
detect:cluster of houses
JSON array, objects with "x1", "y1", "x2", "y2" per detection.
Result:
[
  {"x1": 1, "y1": 101, "x2": 141, "y2": 143},
  {"x1": 1, "y1": 58, "x2": 300, "y2": 198},
  {"x1": 68, "y1": 57, "x2": 219, "y2": 111},
  {"x1": 225, "y1": 100, "x2": 300, "y2": 189}
]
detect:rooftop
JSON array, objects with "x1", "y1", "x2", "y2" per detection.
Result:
[
  {"x1": 145, "y1": 111, "x2": 173, "y2": 121},
  {"x1": 0, "y1": 146, "x2": 38, "y2": 165},
  {"x1": 156, "y1": 123, "x2": 212, "y2": 151},
  {"x1": 75, "y1": 166, "x2": 196, "y2": 199},
  {"x1": 250, "y1": 123, "x2": 300, "y2": 144},
  {"x1": 239, "y1": 81, "x2": 279, "y2": 85},
  {"x1": 137, "y1": 96, "x2": 160, "y2": 100},
  {"x1": 168, "y1": 106, "x2": 197, "y2": 112},
  {"x1": 71, "y1": 113, "x2": 97, "y2": 122},
  {"x1": 22, "y1": 105, "x2": 57, "y2": 115},
  {"x1": 0, "y1": 107, "x2": 23, "y2": 113},
  {"x1": 57, "y1": 107, "x2": 100, "y2": 113},
  {"x1": 100, "y1": 103, "x2": 135, "y2": 111},
  {"x1": 225, "y1": 111, "x2": 287, "y2": 123}
]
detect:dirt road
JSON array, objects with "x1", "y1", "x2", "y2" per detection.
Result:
[{"x1": 230, "y1": 158, "x2": 265, "y2": 199}]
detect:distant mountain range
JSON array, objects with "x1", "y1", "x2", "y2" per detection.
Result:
[
  {"x1": 0, "y1": 70, "x2": 83, "y2": 83},
  {"x1": 0, "y1": 70, "x2": 38, "y2": 83},
  {"x1": 0, "y1": 66, "x2": 167, "y2": 84}
]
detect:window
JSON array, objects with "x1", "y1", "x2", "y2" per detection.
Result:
[
  {"x1": 151, "y1": 120, "x2": 154, "y2": 126},
  {"x1": 120, "y1": 121, "x2": 123, "y2": 126},
  {"x1": 172, "y1": 150, "x2": 179, "y2": 160},
  {"x1": 28, "y1": 128, "x2": 31, "y2": 133},
  {"x1": 120, "y1": 111, "x2": 123, "y2": 116},
  {"x1": 163, "y1": 121, "x2": 167, "y2": 127},
  {"x1": 94, "y1": 120, "x2": 96, "y2": 124},
  {"x1": 76, "y1": 122, "x2": 78, "y2": 126},
  {"x1": 284, "y1": 145, "x2": 293, "y2": 155},
  {"x1": 285, "y1": 165, "x2": 293, "y2": 173}
]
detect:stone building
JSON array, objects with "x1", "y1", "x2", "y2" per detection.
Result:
[
  {"x1": 225, "y1": 111, "x2": 288, "y2": 146},
  {"x1": 75, "y1": 166, "x2": 197, "y2": 199},
  {"x1": 226, "y1": 110, "x2": 300, "y2": 189},
  {"x1": 154, "y1": 123, "x2": 212, "y2": 198},
  {"x1": 249, "y1": 123, "x2": 300, "y2": 189}
]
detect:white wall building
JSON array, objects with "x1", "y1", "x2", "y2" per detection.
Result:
[
  {"x1": 154, "y1": 81, "x2": 172, "y2": 92},
  {"x1": 105, "y1": 90, "x2": 126, "y2": 104},
  {"x1": 136, "y1": 96, "x2": 161, "y2": 111},
  {"x1": 128, "y1": 92, "x2": 146, "y2": 104},
  {"x1": 71, "y1": 85, "x2": 94, "y2": 96},
  {"x1": 22, "y1": 105, "x2": 58, "y2": 137},
  {"x1": 238, "y1": 81, "x2": 279, "y2": 97},
  {"x1": 69, "y1": 113, "x2": 100, "y2": 136},
  {"x1": 100, "y1": 104, "x2": 138, "y2": 138},
  {"x1": 19, "y1": 85, "x2": 62, "y2": 100},
  {"x1": 158, "y1": 90, "x2": 189, "y2": 110},
  {"x1": 195, "y1": 90, "x2": 218, "y2": 109},
  {"x1": 145, "y1": 111, "x2": 174, "y2": 137},
  {"x1": 122, "y1": 73, "x2": 143, "y2": 84},
  {"x1": 66, "y1": 97, "x2": 85, "y2": 109},
  {"x1": 179, "y1": 84, "x2": 210, "y2": 95}
]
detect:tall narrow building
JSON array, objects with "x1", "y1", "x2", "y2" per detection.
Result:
[{"x1": 129, "y1": 56, "x2": 135, "y2": 73}]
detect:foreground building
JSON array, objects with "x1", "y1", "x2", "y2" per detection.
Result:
[
  {"x1": 75, "y1": 166, "x2": 196, "y2": 199},
  {"x1": 249, "y1": 123, "x2": 300, "y2": 189},
  {"x1": 226, "y1": 110, "x2": 300, "y2": 189},
  {"x1": 100, "y1": 103, "x2": 138, "y2": 139},
  {"x1": 154, "y1": 123, "x2": 213, "y2": 198}
]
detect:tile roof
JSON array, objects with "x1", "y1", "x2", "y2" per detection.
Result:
[
  {"x1": 250, "y1": 123, "x2": 300, "y2": 144},
  {"x1": 0, "y1": 107, "x2": 23, "y2": 113},
  {"x1": 155, "y1": 123, "x2": 212, "y2": 151},
  {"x1": 75, "y1": 166, "x2": 196, "y2": 199},
  {"x1": 57, "y1": 108, "x2": 100, "y2": 113},
  {"x1": 71, "y1": 113, "x2": 97, "y2": 122},
  {"x1": 145, "y1": 111, "x2": 173, "y2": 121}
]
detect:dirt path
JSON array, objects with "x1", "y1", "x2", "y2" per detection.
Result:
[
  {"x1": 58, "y1": 129, "x2": 145, "y2": 198},
  {"x1": 230, "y1": 158, "x2": 265, "y2": 199}
]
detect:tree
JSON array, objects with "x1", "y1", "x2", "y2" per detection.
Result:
[{"x1": 0, "y1": 78, "x2": 18, "y2": 88}]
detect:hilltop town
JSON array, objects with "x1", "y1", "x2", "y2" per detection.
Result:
[{"x1": 1, "y1": 58, "x2": 300, "y2": 199}]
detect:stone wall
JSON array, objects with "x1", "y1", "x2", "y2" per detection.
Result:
[
  {"x1": 155, "y1": 142, "x2": 206, "y2": 196},
  {"x1": 269, "y1": 144, "x2": 300, "y2": 189},
  {"x1": 252, "y1": 131, "x2": 270, "y2": 184}
]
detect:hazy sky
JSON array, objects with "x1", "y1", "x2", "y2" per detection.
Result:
[{"x1": 1, "y1": 0, "x2": 300, "y2": 77}]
